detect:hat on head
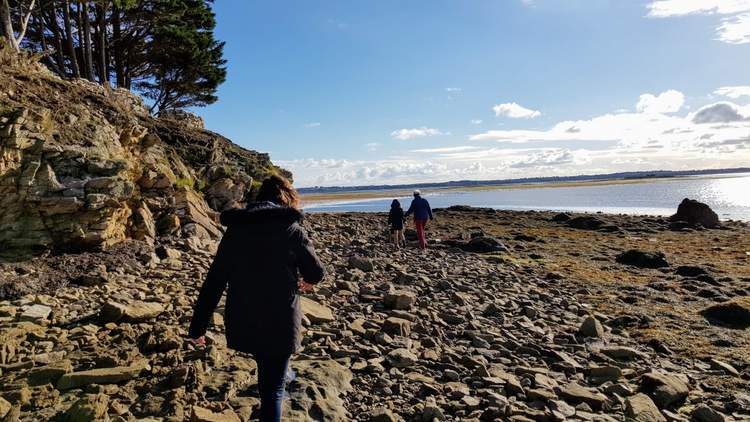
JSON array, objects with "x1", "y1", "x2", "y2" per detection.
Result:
[{"x1": 413, "y1": 189, "x2": 421, "y2": 196}]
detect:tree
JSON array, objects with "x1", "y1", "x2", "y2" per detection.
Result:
[
  {"x1": 1, "y1": 0, "x2": 36, "y2": 52},
  {"x1": 138, "y1": 0, "x2": 226, "y2": 114},
  {"x1": 20, "y1": 0, "x2": 226, "y2": 113}
]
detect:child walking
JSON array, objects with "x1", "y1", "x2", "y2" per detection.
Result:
[{"x1": 388, "y1": 199, "x2": 405, "y2": 248}]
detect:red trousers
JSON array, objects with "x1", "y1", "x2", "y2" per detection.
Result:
[{"x1": 414, "y1": 219, "x2": 427, "y2": 249}]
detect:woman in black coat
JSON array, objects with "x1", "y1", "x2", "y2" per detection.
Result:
[{"x1": 188, "y1": 175, "x2": 325, "y2": 422}]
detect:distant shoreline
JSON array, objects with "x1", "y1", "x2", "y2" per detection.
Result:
[{"x1": 300, "y1": 172, "x2": 746, "y2": 205}]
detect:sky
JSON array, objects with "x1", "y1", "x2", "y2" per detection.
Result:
[{"x1": 197, "y1": 0, "x2": 750, "y2": 187}]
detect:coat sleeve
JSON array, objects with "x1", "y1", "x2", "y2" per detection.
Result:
[
  {"x1": 427, "y1": 201, "x2": 433, "y2": 219},
  {"x1": 188, "y1": 230, "x2": 233, "y2": 339},
  {"x1": 405, "y1": 201, "x2": 414, "y2": 217},
  {"x1": 291, "y1": 224, "x2": 325, "y2": 284}
]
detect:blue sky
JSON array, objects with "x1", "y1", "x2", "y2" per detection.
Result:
[{"x1": 197, "y1": 0, "x2": 750, "y2": 187}]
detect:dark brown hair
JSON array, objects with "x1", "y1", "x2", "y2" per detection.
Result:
[{"x1": 255, "y1": 174, "x2": 300, "y2": 209}]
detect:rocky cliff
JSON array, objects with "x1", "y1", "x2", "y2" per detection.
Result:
[{"x1": 0, "y1": 47, "x2": 287, "y2": 257}]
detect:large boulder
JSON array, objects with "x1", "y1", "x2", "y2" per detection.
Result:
[
  {"x1": 670, "y1": 198, "x2": 719, "y2": 228},
  {"x1": 701, "y1": 297, "x2": 750, "y2": 329},
  {"x1": 461, "y1": 236, "x2": 508, "y2": 253},
  {"x1": 567, "y1": 216, "x2": 605, "y2": 230},
  {"x1": 284, "y1": 360, "x2": 353, "y2": 421},
  {"x1": 640, "y1": 372, "x2": 689, "y2": 409},
  {"x1": 616, "y1": 250, "x2": 669, "y2": 269}
]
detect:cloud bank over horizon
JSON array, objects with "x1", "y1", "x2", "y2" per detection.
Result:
[{"x1": 281, "y1": 88, "x2": 750, "y2": 187}]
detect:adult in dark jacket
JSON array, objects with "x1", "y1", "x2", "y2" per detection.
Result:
[
  {"x1": 188, "y1": 175, "x2": 325, "y2": 422},
  {"x1": 405, "y1": 190, "x2": 433, "y2": 250}
]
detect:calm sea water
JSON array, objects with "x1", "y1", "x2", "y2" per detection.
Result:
[{"x1": 302, "y1": 173, "x2": 750, "y2": 221}]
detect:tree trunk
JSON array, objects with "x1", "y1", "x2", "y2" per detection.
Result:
[
  {"x1": 44, "y1": 0, "x2": 67, "y2": 76},
  {"x1": 95, "y1": 0, "x2": 107, "y2": 85},
  {"x1": 62, "y1": 0, "x2": 79, "y2": 77},
  {"x1": 112, "y1": 3, "x2": 123, "y2": 87},
  {"x1": 14, "y1": 0, "x2": 36, "y2": 48},
  {"x1": 0, "y1": 0, "x2": 18, "y2": 51},
  {"x1": 77, "y1": 0, "x2": 94, "y2": 81}
]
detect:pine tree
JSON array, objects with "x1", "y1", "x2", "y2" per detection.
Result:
[{"x1": 137, "y1": 0, "x2": 226, "y2": 114}]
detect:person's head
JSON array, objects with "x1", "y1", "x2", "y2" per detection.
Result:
[
  {"x1": 255, "y1": 174, "x2": 300, "y2": 209},
  {"x1": 413, "y1": 189, "x2": 421, "y2": 197},
  {"x1": 391, "y1": 199, "x2": 401, "y2": 209}
]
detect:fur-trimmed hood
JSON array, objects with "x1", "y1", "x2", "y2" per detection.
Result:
[{"x1": 219, "y1": 202, "x2": 304, "y2": 226}]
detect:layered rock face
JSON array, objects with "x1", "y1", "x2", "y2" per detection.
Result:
[{"x1": 0, "y1": 52, "x2": 285, "y2": 257}]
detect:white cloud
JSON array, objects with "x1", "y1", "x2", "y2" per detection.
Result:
[
  {"x1": 411, "y1": 146, "x2": 480, "y2": 153},
  {"x1": 647, "y1": 0, "x2": 750, "y2": 17},
  {"x1": 715, "y1": 85, "x2": 750, "y2": 98},
  {"x1": 509, "y1": 149, "x2": 580, "y2": 168},
  {"x1": 636, "y1": 90, "x2": 685, "y2": 113},
  {"x1": 304, "y1": 122, "x2": 321, "y2": 128},
  {"x1": 647, "y1": 0, "x2": 750, "y2": 44},
  {"x1": 718, "y1": 13, "x2": 750, "y2": 43},
  {"x1": 390, "y1": 127, "x2": 447, "y2": 140},
  {"x1": 470, "y1": 119, "x2": 483, "y2": 125},
  {"x1": 493, "y1": 102, "x2": 541, "y2": 119},
  {"x1": 471, "y1": 94, "x2": 750, "y2": 158},
  {"x1": 691, "y1": 101, "x2": 750, "y2": 123}
]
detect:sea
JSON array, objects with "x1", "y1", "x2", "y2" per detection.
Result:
[{"x1": 302, "y1": 173, "x2": 750, "y2": 221}]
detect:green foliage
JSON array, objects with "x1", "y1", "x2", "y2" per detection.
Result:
[
  {"x1": 174, "y1": 177, "x2": 195, "y2": 190},
  {"x1": 137, "y1": 0, "x2": 227, "y2": 114}
]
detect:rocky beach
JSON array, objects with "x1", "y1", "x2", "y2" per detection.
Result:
[
  {"x1": 2, "y1": 42, "x2": 750, "y2": 422},
  {"x1": 1, "y1": 207, "x2": 749, "y2": 421}
]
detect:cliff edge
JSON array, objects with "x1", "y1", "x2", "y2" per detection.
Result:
[{"x1": 0, "y1": 47, "x2": 287, "y2": 257}]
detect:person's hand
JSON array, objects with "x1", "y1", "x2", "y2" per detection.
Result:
[
  {"x1": 190, "y1": 336, "x2": 206, "y2": 345},
  {"x1": 298, "y1": 280, "x2": 314, "y2": 292}
]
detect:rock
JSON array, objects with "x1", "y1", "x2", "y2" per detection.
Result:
[
  {"x1": 625, "y1": 393, "x2": 666, "y2": 422},
  {"x1": 131, "y1": 205, "x2": 156, "y2": 243},
  {"x1": 600, "y1": 346, "x2": 643, "y2": 360},
  {"x1": 284, "y1": 360, "x2": 353, "y2": 421},
  {"x1": 370, "y1": 407, "x2": 398, "y2": 422},
  {"x1": 551, "y1": 212, "x2": 571, "y2": 222},
  {"x1": 27, "y1": 360, "x2": 73, "y2": 386},
  {"x1": 691, "y1": 404, "x2": 726, "y2": 422},
  {"x1": 670, "y1": 198, "x2": 719, "y2": 228},
  {"x1": 99, "y1": 301, "x2": 164, "y2": 323},
  {"x1": 675, "y1": 265, "x2": 708, "y2": 277},
  {"x1": 173, "y1": 188, "x2": 223, "y2": 239},
  {"x1": 155, "y1": 245, "x2": 182, "y2": 260},
  {"x1": 640, "y1": 372, "x2": 689, "y2": 409},
  {"x1": 708, "y1": 359, "x2": 739, "y2": 376},
  {"x1": 386, "y1": 348, "x2": 418, "y2": 368},
  {"x1": 56, "y1": 360, "x2": 150, "y2": 390},
  {"x1": 0, "y1": 398, "x2": 10, "y2": 419},
  {"x1": 701, "y1": 297, "x2": 750, "y2": 329},
  {"x1": 384, "y1": 289, "x2": 416, "y2": 310},
  {"x1": 300, "y1": 297, "x2": 335, "y2": 323},
  {"x1": 462, "y1": 236, "x2": 508, "y2": 253},
  {"x1": 382, "y1": 317, "x2": 411, "y2": 337},
  {"x1": 579, "y1": 316, "x2": 604, "y2": 338},
  {"x1": 18, "y1": 304, "x2": 52, "y2": 323},
  {"x1": 615, "y1": 250, "x2": 669, "y2": 268},
  {"x1": 556, "y1": 383, "x2": 609, "y2": 410},
  {"x1": 190, "y1": 406, "x2": 241, "y2": 422},
  {"x1": 567, "y1": 216, "x2": 605, "y2": 230},
  {"x1": 349, "y1": 255, "x2": 374, "y2": 272},
  {"x1": 587, "y1": 366, "x2": 621, "y2": 383},
  {"x1": 64, "y1": 394, "x2": 109, "y2": 422}
]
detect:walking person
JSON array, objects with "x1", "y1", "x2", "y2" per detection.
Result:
[
  {"x1": 405, "y1": 190, "x2": 433, "y2": 250},
  {"x1": 388, "y1": 199, "x2": 405, "y2": 248},
  {"x1": 188, "y1": 175, "x2": 325, "y2": 422}
]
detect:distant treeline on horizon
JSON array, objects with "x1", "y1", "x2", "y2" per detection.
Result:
[{"x1": 297, "y1": 167, "x2": 750, "y2": 194}]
